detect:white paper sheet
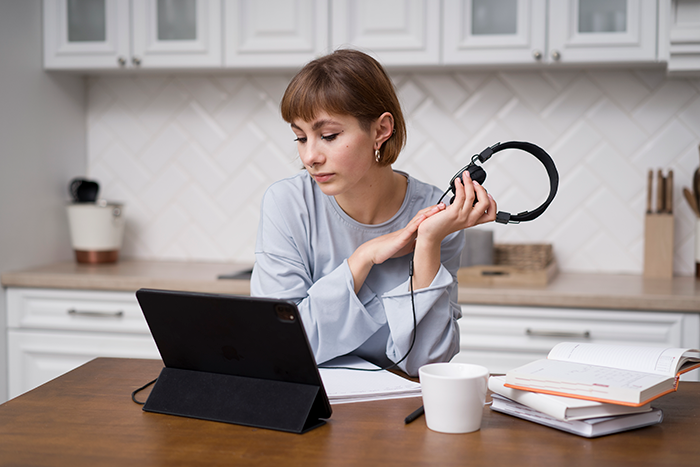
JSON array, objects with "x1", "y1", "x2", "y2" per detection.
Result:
[{"x1": 319, "y1": 356, "x2": 422, "y2": 404}]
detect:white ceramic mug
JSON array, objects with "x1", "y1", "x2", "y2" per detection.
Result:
[{"x1": 419, "y1": 362, "x2": 489, "y2": 434}]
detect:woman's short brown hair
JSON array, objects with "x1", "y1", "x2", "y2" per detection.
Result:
[{"x1": 280, "y1": 48, "x2": 406, "y2": 166}]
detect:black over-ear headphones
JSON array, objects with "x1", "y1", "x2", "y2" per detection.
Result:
[{"x1": 437, "y1": 141, "x2": 559, "y2": 224}]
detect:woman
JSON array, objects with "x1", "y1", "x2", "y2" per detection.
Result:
[{"x1": 251, "y1": 49, "x2": 497, "y2": 376}]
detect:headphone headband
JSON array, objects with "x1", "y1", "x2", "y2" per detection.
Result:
[
  {"x1": 488, "y1": 141, "x2": 559, "y2": 224},
  {"x1": 439, "y1": 141, "x2": 559, "y2": 224}
]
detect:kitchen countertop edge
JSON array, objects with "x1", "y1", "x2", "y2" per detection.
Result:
[{"x1": 2, "y1": 260, "x2": 698, "y2": 313}]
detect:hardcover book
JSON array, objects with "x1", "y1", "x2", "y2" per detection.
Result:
[
  {"x1": 489, "y1": 376, "x2": 651, "y2": 421},
  {"x1": 504, "y1": 342, "x2": 700, "y2": 406}
]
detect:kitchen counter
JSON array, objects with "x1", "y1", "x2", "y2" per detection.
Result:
[
  {"x1": 2, "y1": 260, "x2": 699, "y2": 312},
  {"x1": 0, "y1": 259, "x2": 252, "y2": 296},
  {"x1": 458, "y1": 273, "x2": 700, "y2": 312}
]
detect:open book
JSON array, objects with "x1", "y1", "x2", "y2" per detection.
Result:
[
  {"x1": 489, "y1": 376, "x2": 651, "y2": 421},
  {"x1": 504, "y1": 342, "x2": 700, "y2": 406},
  {"x1": 490, "y1": 394, "x2": 663, "y2": 438}
]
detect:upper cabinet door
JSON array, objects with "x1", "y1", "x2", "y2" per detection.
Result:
[
  {"x1": 664, "y1": 0, "x2": 700, "y2": 75},
  {"x1": 44, "y1": 0, "x2": 130, "y2": 69},
  {"x1": 224, "y1": 0, "x2": 329, "y2": 68},
  {"x1": 331, "y1": 0, "x2": 440, "y2": 66},
  {"x1": 131, "y1": 0, "x2": 222, "y2": 68},
  {"x1": 443, "y1": 0, "x2": 546, "y2": 65},
  {"x1": 548, "y1": 0, "x2": 658, "y2": 63}
]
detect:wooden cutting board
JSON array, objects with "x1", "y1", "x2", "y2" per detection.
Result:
[{"x1": 457, "y1": 261, "x2": 558, "y2": 287}]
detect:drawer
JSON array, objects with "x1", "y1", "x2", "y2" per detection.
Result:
[
  {"x1": 7, "y1": 288, "x2": 148, "y2": 334},
  {"x1": 453, "y1": 304, "x2": 700, "y2": 379},
  {"x1": 457, "y1": 305, "x2": 692, "y2": 351},
  {"x1": 8, "y1": 329, "x2": 160, "y2": 399}
]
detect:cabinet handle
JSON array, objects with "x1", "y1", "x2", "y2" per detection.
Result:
[
  {"x1": 132, "y1": 56, "x2": 142, "y2": 66},
  {"x1": 526, "y1": 328, "x2": 590, "y2": 339},
  {"x1": 117, "y1": 56, "x2": 126, "y2": 67},
  {"x1": 67, "y1": 309, "x2": 124, "y2": 318},
  {"x1": 551, "y1": 50, "x2": 561, "y2": 61},
  {"x1": 532, "y1": 50, "x2": 543, "y2": 60}
]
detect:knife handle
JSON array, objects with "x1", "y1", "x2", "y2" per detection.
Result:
[
  {"x1": 666, "y1": 170, "x2": 673, "y2": 214},
  {"x1": 646, "y1": 170, "x2": 653, "y2": 214},
  {"x1": 657, "y1": 169, "x2": 665, "y2": 213}
]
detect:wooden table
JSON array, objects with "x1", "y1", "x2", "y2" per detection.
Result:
[{"x1": 1, "y1": 358, "x2": 698, "y2": 467}]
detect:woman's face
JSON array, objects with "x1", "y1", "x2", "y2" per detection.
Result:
[{"x1": 291, "y1": 111, "x2": 379, "y2": 198}]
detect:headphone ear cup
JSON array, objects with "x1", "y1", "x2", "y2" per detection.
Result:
[
  {"x1": 446, "y1": 164, "x2": 487, "y2": 205},
  {"x1": 468, "y1": 165, "x2": 487, "y2": 185}
]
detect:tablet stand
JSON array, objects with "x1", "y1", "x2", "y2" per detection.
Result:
[{"x1": 143, "y1": 367, "x2": 328, "y2": 434}]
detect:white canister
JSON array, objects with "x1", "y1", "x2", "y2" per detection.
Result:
[{"x1": 66, "y1": 201, "x2": 125, "y2": 264}]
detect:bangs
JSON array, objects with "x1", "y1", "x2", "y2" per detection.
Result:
[
  {"x1": 280, "y1": 59, "x2": 375, "y2": 130},
  {"x1": 281, "y1": 74, "x2": 348, "y2": 124}
]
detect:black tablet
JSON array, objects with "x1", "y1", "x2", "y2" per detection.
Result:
[{"x1": 136, "y1": 288, "x2": 332, "y2": 433}]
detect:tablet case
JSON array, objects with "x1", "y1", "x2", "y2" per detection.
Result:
[{"x1": 136, "y1": 288, "x2": 332, "y2": 434}]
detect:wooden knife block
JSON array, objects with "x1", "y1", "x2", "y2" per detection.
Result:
[{"x1": 643, "y1": 213, "x2": 674, "y2": 278}]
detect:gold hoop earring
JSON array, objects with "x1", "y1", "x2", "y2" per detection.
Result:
[{"x1": 375, "y1": 149, "x2": 381, "y2": 163}]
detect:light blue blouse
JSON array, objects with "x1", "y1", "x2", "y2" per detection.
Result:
[{"x1": 250, "y1": 170, "x2": 464, "y2": 376}]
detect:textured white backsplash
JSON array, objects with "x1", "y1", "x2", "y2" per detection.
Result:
[{"x1": 86, "y1": 69, "x2": 700, "y2": 275}]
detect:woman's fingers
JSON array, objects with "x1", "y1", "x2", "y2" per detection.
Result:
[
  {"x1": 442, "y1": 170, "x2": 498, "y2": 228},
  {"x1": 470, "y1": 179, "x2": 488, "y2": 211},
  {"x1": 416, "y1": 203, "x2": 445, "y2": 219},
  {"x1": 486, "y1": 193, "x2": 497, "y2": 220},
  {"x1": 451, "y1": 171, "x2": 474, "y2": 208},
  {"x1": 470, "y1": 183, "x2": 497, "y2": 225},
  {"x1": 408, "y1": 204, "x2": 446, "y2": 233}
]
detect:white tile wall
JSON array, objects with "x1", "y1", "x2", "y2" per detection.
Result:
[{"x1": 86, "y1": 70, "x2": 700, "y2": 275}]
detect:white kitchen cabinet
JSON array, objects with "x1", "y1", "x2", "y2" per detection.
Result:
[
  {"x1": 444, "y1": 0, "x2": 659, "y2": 65},
  {"x1": 43, "y1": 0, "x2": 222, "y2": 70},
  {"x1": 443, "y1": 0, "x2": 546, "y2": 65},
  {"x1": 224, "y1": 0, "x2": 329, "y2": 68},
  {"x1": 131, "y1": 0, "x2": 222, "y2": 68},
  {"x1": 453, "y1": 304, "x2": 700, "y2": 381},
  {"x1": 331, "y1": 0, "x2": 441, "y2": 66},
  {"x1": 548, "y1": 0, "x2": 657, "y2": 63},
  {"x1": 6, "y1": 288, "x2": 159, "y2": 399},
  {"x1": 43, "y1": 0, "x2": 130, "y2": 69},
  {"x1": 663, "y1": 0, "x2": 700, "y2": 74}
]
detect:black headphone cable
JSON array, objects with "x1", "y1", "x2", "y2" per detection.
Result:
[{"x1": 317, "y1": 257, "x2": 418, "y2": 373}]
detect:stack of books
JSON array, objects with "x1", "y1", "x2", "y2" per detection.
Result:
[{"x1": 490, "y1": 342, "x2": 700, "y2": 438}]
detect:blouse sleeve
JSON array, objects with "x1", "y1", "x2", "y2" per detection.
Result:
[
  {"x1": 250, "y1": 182, "x2": 388, "y2": 365},
  {"x1": 378, "y1": 230, "x2": 464, "y2": 376}
]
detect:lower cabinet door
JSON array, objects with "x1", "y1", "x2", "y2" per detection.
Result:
[{"x1": 7, "y1": 330, "x2": 160, "y2": 399}]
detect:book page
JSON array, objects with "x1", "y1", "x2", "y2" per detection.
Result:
[
  {"x1": 547, "y1": 342, "x2": 692, "y2": 377},
  {"x1": 506, "y1": 359, "x2": 672, "y2": 404}
]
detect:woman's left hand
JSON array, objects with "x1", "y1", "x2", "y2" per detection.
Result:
[{"x1": 417, "y1": 170, "x2": 497, "y2": 242}]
